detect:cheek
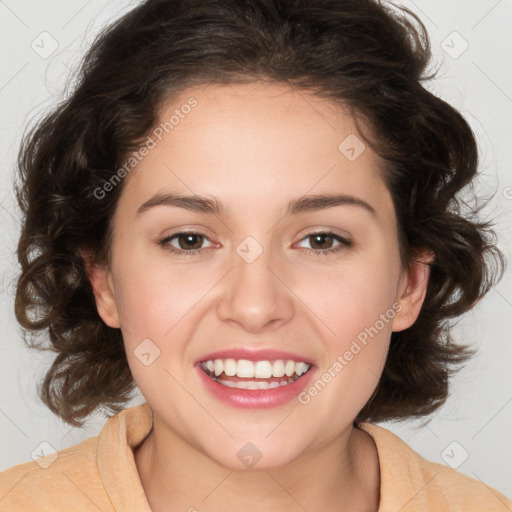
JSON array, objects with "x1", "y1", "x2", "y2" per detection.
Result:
[
  {"x1": 297, "y1": 264, "x2": 398, "y2": 422},
  {"x1": 112, "y1": 252, "x2": 210, "y2": 340},
  {"x1": 112, "y1": 260, "x2": 199, "y2": 402},
  {"x1": 305, "y1": 253, "x2": 401, "y2": 345},
  {"x1": 111, "y1": 255, "x2": 221, "y2": 387}
]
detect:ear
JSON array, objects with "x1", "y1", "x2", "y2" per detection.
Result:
[
  {"x1": 392, "y1": 249, "x2": 434, "y2": 332},
  {"x1": 79, "y1": 248, "x2": 120, "y2": 329}
]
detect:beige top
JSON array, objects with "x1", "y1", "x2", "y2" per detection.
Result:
[{"x1": 1, "y1": 402, "x2": 510, "y2": 511}]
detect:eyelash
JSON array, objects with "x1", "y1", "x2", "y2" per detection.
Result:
[{"x1": 157, "y1": 230, "x2": 352, "y2": 257}]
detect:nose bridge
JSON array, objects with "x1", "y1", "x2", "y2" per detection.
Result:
[{"x1": 216, "y1": 234, "x2": 295, "y2": 332}]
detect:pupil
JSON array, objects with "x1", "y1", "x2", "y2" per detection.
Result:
[
  {"x1": 311, "y1": 234, "x2": 332, "y2": 249},
  {"x1": 180, "y1": 234, "x2": 202, "y2": 250}
]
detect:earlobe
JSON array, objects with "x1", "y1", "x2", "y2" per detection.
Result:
[
  {"x1": 79, "y1": 248, "x2": 121, "y2": 329},
  {"x1": 392, "y1": 249, "x2": 434, "y2": 332}
]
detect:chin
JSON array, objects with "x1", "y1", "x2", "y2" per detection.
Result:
[
  {"x1": 206, "y1": 447, "x2": 302, "y2": 472},
  {"x1": 195, "y1": 433, "x2": 309, "y2": 472}
]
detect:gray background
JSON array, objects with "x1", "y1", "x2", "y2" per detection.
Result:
[{"x1": 1, "y1": 0, "x2": 511, "y2": 501}]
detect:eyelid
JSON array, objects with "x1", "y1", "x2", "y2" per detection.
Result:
[
  {"x1": 294, "y1": 231, "x2": 352, "y2": 251},
  {"x1": 158, "y1": 230, "x2": 215, "y2": 252},
  {"x1": 294, "y1": 226, "x2": 353, "y2": 244}
]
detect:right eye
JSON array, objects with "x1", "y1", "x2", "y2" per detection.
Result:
[{"x1": 158, "y1": 231, "x2": 214, "y2": 256}]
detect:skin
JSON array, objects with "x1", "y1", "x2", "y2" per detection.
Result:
[{"x1": 85, "y1": 82, "x2": 431, "y2": 511}]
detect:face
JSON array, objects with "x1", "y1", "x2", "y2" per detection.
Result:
[{"x1": 87, "y1": 82, "x2": 429, "y2": 470}]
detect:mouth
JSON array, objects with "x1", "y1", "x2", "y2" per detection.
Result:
[{"x1": 199, "y1": 358, "x2": 312, "y2": 390}]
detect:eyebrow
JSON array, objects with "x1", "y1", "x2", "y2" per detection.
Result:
[{"x1": 136, "y1": 192, "x2": 377, "y2": 217}]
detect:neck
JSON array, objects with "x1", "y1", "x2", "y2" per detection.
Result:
[{"x1": 134, "y1": 415, "x2": 380, "y2": 512}]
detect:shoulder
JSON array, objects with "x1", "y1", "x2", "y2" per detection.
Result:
[
  {"x1": 358, "y1": 422, "x2": 512, "y2": 512},
  {"x1": 0, "y1": 403, "x2": 153, "y2": 511},
  {"x1": 0, "y1": 435, "x2": 112, "y2": 511}
]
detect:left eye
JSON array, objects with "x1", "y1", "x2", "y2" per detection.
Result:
[{"x1": 296, "y1": 232, "x2": 352, "y2": 254}]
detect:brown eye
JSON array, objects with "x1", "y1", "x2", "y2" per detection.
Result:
[
  {"x1": 297, "y1": 231, "x2": 352, "y2": 255},
  {"x1": 309, "y1": 233, "x2": 336, "y2": 250},
  {"x1": 174, "y1": 233, "x2": 205, "y2": 250},
  {"x1": 159, "y1": 232, "x2": 213, "y2": 255}
]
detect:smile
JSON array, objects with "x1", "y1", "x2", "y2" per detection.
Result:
[{"x1": 200, "y1": 358, "x2": 311, "y2": 390}]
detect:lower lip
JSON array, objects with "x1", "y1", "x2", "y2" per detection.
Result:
[{"x1": 196, "y1": 365, "x2": 315, "y2": 408}]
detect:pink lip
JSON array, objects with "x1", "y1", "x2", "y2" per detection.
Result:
[
  {"x1": 196, "y1": 348, "x2": 313, "y2": 364},
  {"x1": 195, "y1": 348, "x2": 316, "y2": 408},
  {"x1": 197, "y1": 365, "x2": 315, "y2": 408}
]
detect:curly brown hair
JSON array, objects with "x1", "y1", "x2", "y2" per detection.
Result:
[{"x1": 14, "y1": 0, "x2": 504, "y2": 427}]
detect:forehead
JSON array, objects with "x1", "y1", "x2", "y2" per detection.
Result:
[{"x1": 119, "y1": 82, "x2": 393, "y2": 220}]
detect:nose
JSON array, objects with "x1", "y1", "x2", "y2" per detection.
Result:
[{"x1": 216, "y1": 241, "x2": 295, "y2": 334}]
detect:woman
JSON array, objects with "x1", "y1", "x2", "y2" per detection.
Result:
[{"x1": 1, "y1": 0, "x2": 510, "y2": 510}]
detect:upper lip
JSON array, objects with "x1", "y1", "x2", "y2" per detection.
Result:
[{"x1": 197, "y1": 348, "x2": 314, "y2": 365}]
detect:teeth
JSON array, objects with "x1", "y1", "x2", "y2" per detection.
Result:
[
  {"x1": 215, "y1": 377, "x2": 299, "y2": 390},
  {"x1": 237, "y1": 359, "x2": 255, "y2": 378},
  {"x1": 272, "y1": 360, "x2": 285, "y2": 377},
  {"x1": 224, "y1": 358, "x2": 237, "y2": 377},
  {"x1": 284, "y1": 360, "x2": 295, "y2": 377},
  {"x1": 254, "y1": 361, "x2": 273, "y2": 378},
  {"x1": 214, "y1": 359, "x2": 224, "y2": 376},
  {"x1": 200, "y1": 358, "x2": 310, "y2": 382},
  {"x1": 296, "y1": 362, "x2": 308, "y2": 376}
]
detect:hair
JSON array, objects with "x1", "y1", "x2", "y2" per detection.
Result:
[{"x1": 14, "y1": 0, "x2": 504, "y2": 427}]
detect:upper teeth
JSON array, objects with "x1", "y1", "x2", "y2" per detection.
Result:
[{"x1": 202, "y1": 359, "x2": 310, "y2": 379}]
